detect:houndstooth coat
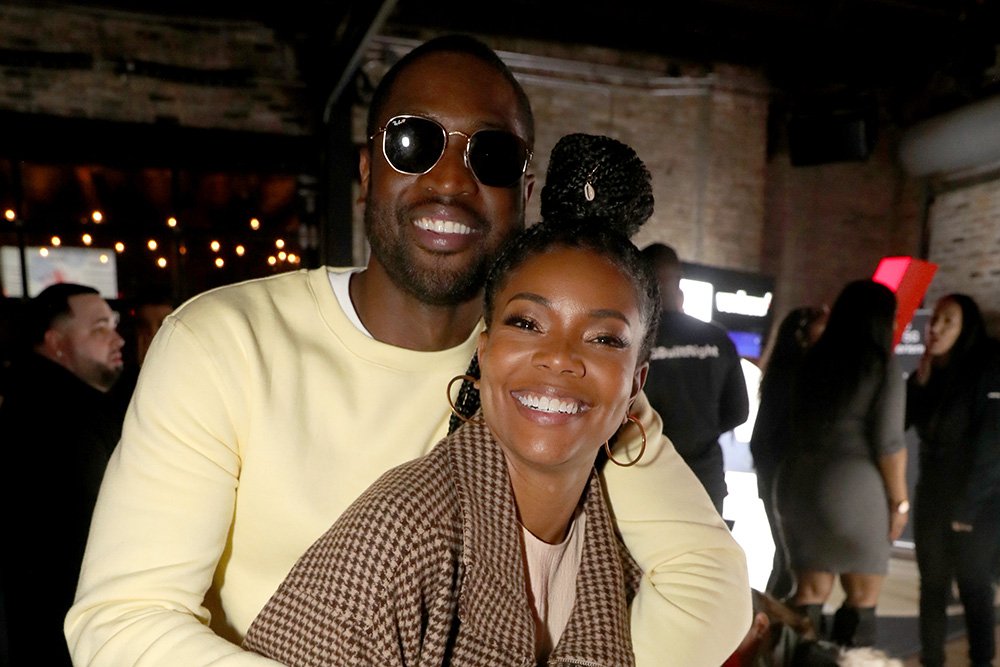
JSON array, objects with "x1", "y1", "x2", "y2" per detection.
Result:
[{"x1": 243, "y1": 417, "x2": 642, "y2": 666}]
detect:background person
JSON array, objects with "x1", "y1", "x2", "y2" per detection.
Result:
[
  {"x1": 639, "y1": 242, "x2": 749, "y2": 516},
  {"x1": 775, "y1": 280, "x2": 908, "y2": 649},
  {"x1": 245, "y1": 207, "x2": 659, "y2": 665},
  {"x1": 750, "y1": 305, "x2": 829, "y2": 600},
  {"x1": 66, "y1": 35, "x2": 750, "y2": 667},
  {"x1": 0, "y1": 282, "x2": 126, "y2": 667},
  {"x1": 130, "y1": 287, "x2": 175, "y2": 367},
  {"x1": 906, "y1": 293, "x2": 1000, "y2": 667}
]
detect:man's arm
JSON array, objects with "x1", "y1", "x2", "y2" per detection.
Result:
[
  {"x1": 65, "y1": 316, "x2": 280, "y2": 666},
  {"x1": 602, "y1": 391, "x2": 752, "y2": 667},
  {"x1": 719, "y1": 341, "x2": 750, "y2": 434}
]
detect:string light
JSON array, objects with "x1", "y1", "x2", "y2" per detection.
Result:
[
  {"x1": 39, "y1": 248, "x2": 49, "y2": 257},
  {"x1": 99, "y1": 253, "x2": 109, "y2": 264},
  {"x1": 4, "y1": 209, "x2": 14, "y2": 221},
  {"x1": 210, "y1": 240, "x2": 221, "y2": 252},
  {"x1": 114, "y1": 242, "x2": 125, "y2": 253},
  {"x1": 278, "y1": 251, "x2": 287, "y2": 261},
  {"x1": 167, "y1": 216, "x2": 178, "y2": 228},
  {"x1": 267, "y1": 256, "x2": 277, "y2": 266},
  {"x1": 82, "y1": 233, "x2": 93, "y2": 246},
  {"x1": 91, "y1": 210, "x2": 103, "y2": 223},
  {"x1": 147, "y1": 239, "x2": 158, "y2": 251},
  {"x1": 287, "y1": 253, "x2": 299, "y2": 264},
  {"x1": 235, "y1": 245, "x2": 246, "y2": 256},
  {"x1": 215, "y1": 258, "x2": 225, "y2": 268},
  {"x1": 51, "y1": 236, "x2": 62, "y2": 246},
  {"x1": 250, "y1": 217, "x2": 261, "y2": 230},
  {"x1": 275, "y1": 238, "x2": 285, "y2": 249},
  {"x1": 157, "y1": 257, "x2": 167, "y2": 268}
]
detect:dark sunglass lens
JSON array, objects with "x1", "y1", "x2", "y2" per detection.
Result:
[
  {"x1": 467, "y1": 131, "x2": 528, "y2": 187},
  {"x1": 383, "y1": 117, "x2": 445, "y2": 174}
]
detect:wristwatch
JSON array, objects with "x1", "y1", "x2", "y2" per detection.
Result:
[{"x1": 893, "y1": 499, "x2": 910, "y2": 515}]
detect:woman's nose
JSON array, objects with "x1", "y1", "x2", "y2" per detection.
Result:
[{"x1": 532, "y1": 339, "x2": 585, "y2": 376}]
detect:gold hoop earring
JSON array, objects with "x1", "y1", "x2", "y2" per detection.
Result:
[
  {"x1": 604, "y1": 414, "x2": 646, "y2": 467},
  {"x1": 447, "y1": 374, "x2": 483, "y2": 425}
]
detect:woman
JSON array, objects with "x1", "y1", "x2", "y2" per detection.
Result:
[
  {"x1": 750, "y1": 305, "x2": 828, "y2": 600},
  {"x1": 907, "y1": 294, "x2": 1000, "y2": 667},
  {"x1": 775, "y1": 280, "x2": 908, "y2": 647},
  {"x1": 242, "y1": 138, "x2": 664, "y2": 665}
]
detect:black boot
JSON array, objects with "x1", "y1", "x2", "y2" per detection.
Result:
[
  {"x1": 795, "y1": 603, "x2": 826, "y2": 639},
  {"x1": 830, "y1": 605, "x2": 876, "y2": 647}
]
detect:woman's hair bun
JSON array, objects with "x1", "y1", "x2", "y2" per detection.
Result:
[{"x1": 539, "y1": 133, "x2": 654, "y2": 238}]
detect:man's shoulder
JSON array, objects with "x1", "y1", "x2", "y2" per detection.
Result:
[
  {"x1": 170, "y1": 267, "x2": 336, "y2": 331},
  {"x1": 652, "y1": 312, "x2": 737, "y2": 359},
  {"x1": 177, "y1": 268, "x2": 315, "y2": 310}
]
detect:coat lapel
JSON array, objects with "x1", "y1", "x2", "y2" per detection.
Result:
[{"x1": 447, "y1": 418, "x2": 639, "y2": 666}]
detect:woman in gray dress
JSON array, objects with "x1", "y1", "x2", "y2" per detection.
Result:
[{"x1": 775, "y1": 279, "x2": 909, "y2": 648}]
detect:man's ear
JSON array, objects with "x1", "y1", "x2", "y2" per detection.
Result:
[
  {"x1": 41, "y1": 328, "x2": 67, "y2": 362},
  {"x1": 522, "y1": 172, "x2": 536, "y2": 209},
  {"x1": 357, "y1": 145, "x2": 371, "y2": 206},
  {"x1": 630, "y1": 362, "x2": 649, "y2": 404}
]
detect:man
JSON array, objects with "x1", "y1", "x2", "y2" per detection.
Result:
[
  {"x1": 67, "y1": 36, "x2": 750, "y2": 666},
  {"x1": 1, "y1": 282, "x2": 126, "y2": 667},
  {"x1": 641, "y1": 243, "x2": 750, "y2": 516},
  {"x1": 131, "y1": 290, "x2": 174, "y2": 367}
]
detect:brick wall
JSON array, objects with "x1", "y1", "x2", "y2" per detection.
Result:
[
  {"x1": 924, "y1": 175, "x2": 1000, "y2": 335},
  {"x1": 1, "y1": 9, "x2": 969, "y2": 333},
  {"x1": 763, "y1": 130, "x2": 925, "y2": 318},
  {"x1": 0, "y1": 4, "x2": 309, "y2": 134}
]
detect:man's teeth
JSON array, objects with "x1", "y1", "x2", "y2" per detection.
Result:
[
  {"x1": 414, "y1": 218, "x2": 473, "y2": 235},
  {"x1": 516, "y1": 394, "x2": 580, "y2": 414}
]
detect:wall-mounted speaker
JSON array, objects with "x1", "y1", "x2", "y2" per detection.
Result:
[{"x1": 787, "y1": 96, "x2": 878, "y2": 167}]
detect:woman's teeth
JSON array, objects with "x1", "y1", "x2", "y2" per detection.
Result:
[{"x1": 516, "y1": 394, "x2": 580, "y2": 414}]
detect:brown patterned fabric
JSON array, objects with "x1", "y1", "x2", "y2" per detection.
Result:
[{"x1": 243, "y1": 418, "x2": 642, "y2": 666}]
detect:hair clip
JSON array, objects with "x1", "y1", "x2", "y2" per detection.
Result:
[{"x1": 583, "y1": 164, "x2": 599, "y2": 202}]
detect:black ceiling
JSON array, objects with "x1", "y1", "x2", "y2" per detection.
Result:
[{"x1": 59, "y1": 0, "x2": 1000, "y2": 130}]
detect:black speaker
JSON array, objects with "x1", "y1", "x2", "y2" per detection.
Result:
[{"x1": 787, "y1": 98, "x2": 878, "y2": 167}]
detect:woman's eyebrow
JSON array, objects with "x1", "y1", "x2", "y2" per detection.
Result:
[{"x1": 507, "y1": 293, "x2": 631, "y2": 325}]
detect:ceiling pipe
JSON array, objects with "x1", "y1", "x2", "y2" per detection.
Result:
[{"x1": 899, "y1": 94, "x2": 1000, "y2": 177}]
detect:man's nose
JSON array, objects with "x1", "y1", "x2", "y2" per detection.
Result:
[{"x1": 418, "y1": 132, "x2": 477, "y2": 195}]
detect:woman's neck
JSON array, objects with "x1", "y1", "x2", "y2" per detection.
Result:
[{"x1": 504, "y1": 461, "x2": 592, "y2": 544}]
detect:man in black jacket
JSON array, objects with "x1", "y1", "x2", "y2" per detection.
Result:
[
  {"x1": 641, "y1": 243, "x2": 749, "y2": 516},
  {"x1": 0, "y1": 283, "x2": 127, "y2": 667}
]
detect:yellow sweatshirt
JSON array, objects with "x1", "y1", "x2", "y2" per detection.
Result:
[{"x1": 66, "y1": 267, "x2": 750, "y2": 666}]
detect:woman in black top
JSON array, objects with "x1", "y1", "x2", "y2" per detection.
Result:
[
  {"x1": 750, "y1": 305, "x2": 828, "y2": 600},
  {"x1": 907, "y1": 293, "x2": 1000, "y2": 667}
]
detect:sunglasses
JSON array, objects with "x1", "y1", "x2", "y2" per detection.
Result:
[{"x1": 370, "y1": 115, "x2": 532, "y2": 188}]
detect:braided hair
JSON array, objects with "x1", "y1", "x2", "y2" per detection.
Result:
[{"x1": 448, "y1": 133, "x2": 657, "y2": 433}]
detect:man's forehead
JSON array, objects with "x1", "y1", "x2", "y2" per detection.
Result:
[
  {"x1": 383, "y1": 53, "x2": 524, "y2": 131},
  {"x1": 68, "y1": 293, "x2": 113, "y2": 319}
]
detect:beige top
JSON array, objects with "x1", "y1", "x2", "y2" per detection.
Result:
[{"x1": 523, "y1": 512, "x2": 587, "y2": 661}]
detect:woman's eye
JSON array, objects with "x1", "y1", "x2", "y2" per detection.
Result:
[
  {"x1": 502, "y1": 314, "x2": 538, "y2": 331},
  {"x1": 593, "y1": 334, "x2": 628, "y2": 348}
]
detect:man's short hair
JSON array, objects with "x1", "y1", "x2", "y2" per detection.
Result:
[
  {"x1": 365, "y1": 34, "x2": 535, "y2": 148},
  {"x1": 27, "y1": 283, "x2": 100, "y2": 346},
  {"x1": 641, "y1": 243, "x2": 680, "y2": 271}
]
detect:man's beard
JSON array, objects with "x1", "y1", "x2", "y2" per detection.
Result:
[
  {"x1": 95, "y1": 364, "x2": 123, "y2": 392},
  {"x1": 364, "y1": 203, "x2": 499, "y2": 307}
]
